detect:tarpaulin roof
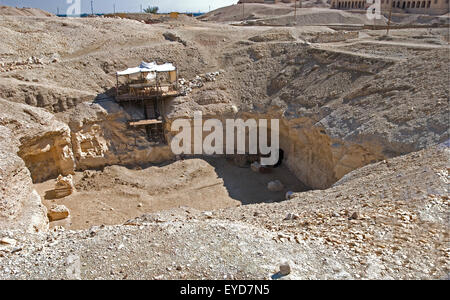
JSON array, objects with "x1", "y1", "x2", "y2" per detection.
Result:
[{"x1": 117, "y1": 61, "x2": 176, "y2": 76}]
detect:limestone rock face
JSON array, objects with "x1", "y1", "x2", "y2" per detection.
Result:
[
  {"x1": 0, "y1": 126, "x2": 48, "y2": 233},
  {"x1": 61, "y1": 101, "x2": 174, "y2": 171},
  {"x1": 0, "y1": 98, "x2": 75, "y2": 184},
  {"x1": 281, "y1": 121, "x2": 384, "y2": 189},
  {"x1": 17, "y1": 127, "x2": 74, "y2": 183},
  {"x1": 0, "y1": 79, "x2": 95, "y2": 113},
  {"x1": 72, "y1": 122, "x2": 109, "y2": 170},
  {"x1": 0, "y1": 99, "x2": 75, "y2": 231}
]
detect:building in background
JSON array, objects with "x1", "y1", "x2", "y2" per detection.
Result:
[
  {"x1": 238, "y1": 0, "x2": 295, "y2": 4},
  {"x1": 330, "y1": 0, "x2": 449, "y2": 15}
]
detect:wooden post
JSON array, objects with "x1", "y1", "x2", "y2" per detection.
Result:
[
  {"x1": 115, "y1": 74, "x2": 119, "y2": 98},
  {"x1": 176, "y1": 68, "x2": 179, "y2": 91},
  {"x1": 386, "y1": 0, "x2": 393, "y2": 36},
  {"x1": 242, "y1": 2, "x2": 245, "y2": 21},
  {"x1": 143, "y1": 100, "x2": 148, "y2": 119},
  {"x1": 126, "y1": 74, "x2": 130, "y2": 94},
  {"x1": 154, "y1": 95, "x2": 159, "y2": 118},
  {"x1": 294, "y1": 0, "x2": 297, "y2": 20}
]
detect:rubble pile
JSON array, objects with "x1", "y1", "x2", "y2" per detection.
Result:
[
  {"x1": 0, "y1": 54, "x2": 60, "y2": 73},
  {"x1": 178, "y1": 71, "x2": 222, "y2": 95},
  {"x1": 0, "y1": 57, "x2": 43, "y2": 72}
]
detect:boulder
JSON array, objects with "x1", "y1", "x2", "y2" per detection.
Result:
[
  {"x1": 283, "y1": 213, "x2": 300, "y2": 221},
  {"x1": 279, "y1": 262, "x2": 291, "y2": 276},
  {"x1": 47, "y1": 205, "x2": 70, "y2": 221},
  {"x1": 163, "y1": 32, "x2": 187, "y2": 46},
  {"x1": 267, "y1": 180, "x2": 284, "y2": 192},
  {"x1": 285, "y1": 191, "x2": 295, "y2": 200},
  {"x1": 251, "y1": 162, "x2": 261, "y2": 172},
  {"x1": 54, "y1": 174, "x2": 75, "y2": 198},
  {"x1": 349, "y1": 211, "x2": 360, "y2": 220}
]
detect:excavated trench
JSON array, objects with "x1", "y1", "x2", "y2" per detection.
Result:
[
  {"x1": 16, "y1": 45, "x2": 402, "y2": 230},
  {"x1": 25, "y1": 104, "x2": 384, "y2": 230},
  {"x1": 28, "y1": 105, "x2": 314, "y2": 229}
]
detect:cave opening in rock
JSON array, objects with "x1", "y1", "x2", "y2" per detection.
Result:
[{"x1": 274, "y1": 148, "x2": 284, "y2": 168}]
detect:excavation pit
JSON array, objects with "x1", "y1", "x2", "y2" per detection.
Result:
[{"x1": 34, "y1": 157, "x2": 308, "y2": 230}]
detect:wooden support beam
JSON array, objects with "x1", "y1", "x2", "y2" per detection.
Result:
[{"x1": 129, "y1": 119, "x2": 163, "y2": 127}]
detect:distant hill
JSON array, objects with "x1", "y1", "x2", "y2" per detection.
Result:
[
  {"x1": 199, "y1": 1, "x2": 331, "y2": 22},
  {"x1": 0, "y1": 5, "x2": 54, "y2": 17},
  {"x1": 197, "y1": 2, "x2": 386, "y2": 26}
]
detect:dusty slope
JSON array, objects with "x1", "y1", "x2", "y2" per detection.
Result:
[
  {"x1": 199, "y1": 4, "x2": 382, "y2": 25},
  {"x1": 200, "y1": 3, "x2": 294, "y2": 22},
  {"x1": 166, "y1": 27, "x2": 448, "y2": 188},
  {"x1": 1, "y1": 146, "x2": 448, "y2": 279}
]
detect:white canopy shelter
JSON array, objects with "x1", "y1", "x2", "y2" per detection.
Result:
[{"x1": 117, "y1": 61, "x2": 176, "y2": 76}]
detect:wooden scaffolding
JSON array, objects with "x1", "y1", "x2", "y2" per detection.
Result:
[{"x1": 114, "y1": 62, "x2": 180, "y2": 144}]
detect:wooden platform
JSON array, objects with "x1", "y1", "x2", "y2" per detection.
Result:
[
  {"x1": 116, "y1": 91, "x2": 180, "y2": 102},
  {"x1": 129, "y1": 119, "x2": 163, "y2": 127}
]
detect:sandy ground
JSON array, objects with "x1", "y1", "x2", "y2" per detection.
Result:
[{"x1": 35, "y1": 158, "x2": 307, "y2": 230}]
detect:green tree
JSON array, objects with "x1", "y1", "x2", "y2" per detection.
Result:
[{"x1": 144, "y1": 6, "x2": 159, "y2": 14}]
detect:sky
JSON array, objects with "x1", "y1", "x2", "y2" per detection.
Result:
[{"x1": 0, "y1": 0, "x2": 239, "y2": 14}]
